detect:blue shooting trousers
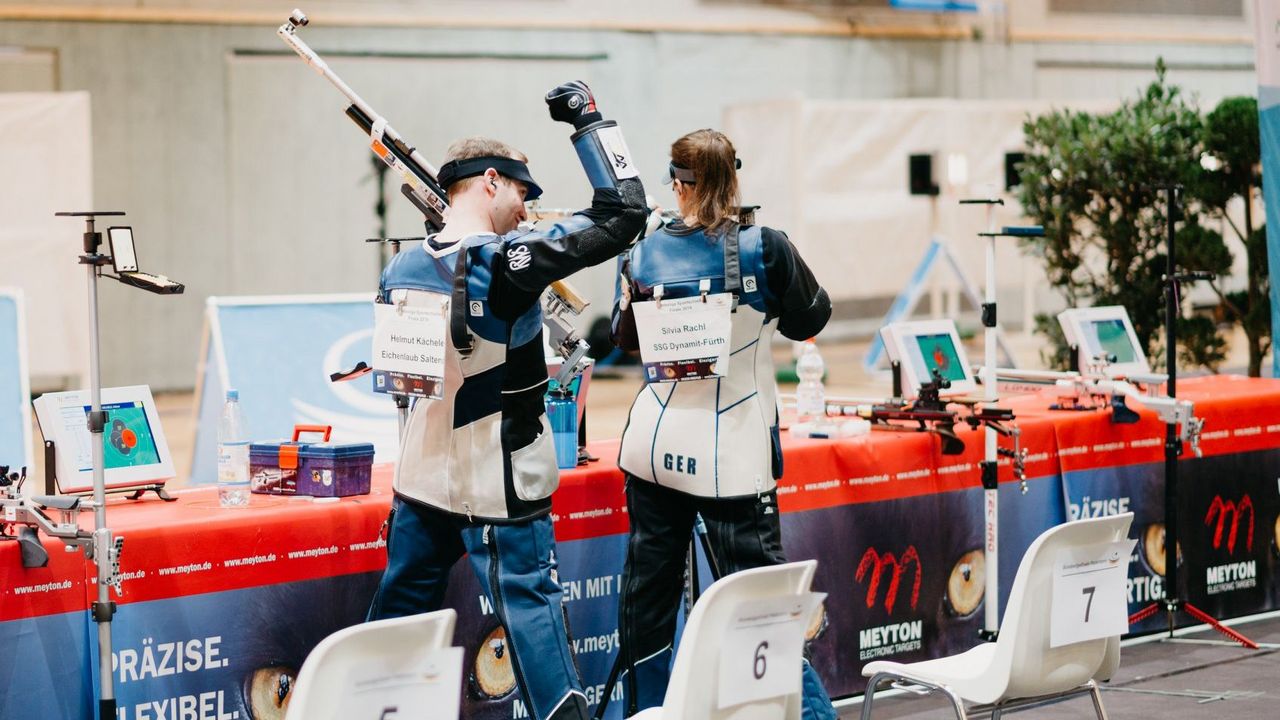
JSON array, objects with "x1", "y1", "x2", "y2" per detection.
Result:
[{"x1": 368, "y1": 497, "x2": 588, "y2": 720}]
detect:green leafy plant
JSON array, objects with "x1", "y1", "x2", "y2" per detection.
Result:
[
  {"x1": 1195, "y1": 96, "x2": 1270, "y2": 375},
  {"x1": 1016, "y1": 60, "x2": 1267, "y2": 374}
]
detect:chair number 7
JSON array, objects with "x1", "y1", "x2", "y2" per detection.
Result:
[{"x1": 1081, "y1": 586, "x2": 1096, "y2": 622}]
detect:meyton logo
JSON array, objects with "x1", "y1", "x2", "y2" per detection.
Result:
[
  {"x1": 1204, "y1": 494, "x2": 1254, "y2": 554},
  {"x1": 1203, "y1": 494, "x2": 1258, "y2": 595},
  {"x1": 856, "y1": 545, "x2": 924, "y2": 660},
  {"x1": 855, "y1": 546, "x2": 921, "y2": 615}
]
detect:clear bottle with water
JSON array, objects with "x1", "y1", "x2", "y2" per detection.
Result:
[
  {"x1": 794, "y1": 340, "x2": 826, "y2": 421},
  {"x1": 217, "y1": 389, "x2": 251, "y2": 508}
]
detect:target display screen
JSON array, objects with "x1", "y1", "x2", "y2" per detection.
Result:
[
  {"x1": 34, "y1": 384, "x2": 175, "y2": 492},
  {"x1": 1056, "y1": 306, "x2": 1150, "y2": 377},
  {"x1": 880, "y1": 319, "x2": 977, "y2": 399},
  {"x1": 86, "y1": 401, "x2": 161, "y2": 470},
  {"x1": 914, "y1": 333, "x2": 969, "y2": 383},
  {"x1": 1085, "y1": 319, "x2": 1139, "y2": 365}
]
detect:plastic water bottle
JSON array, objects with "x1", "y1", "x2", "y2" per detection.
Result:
[
  {"x1": 794, "y1": 340, "x2": 826, "y2": 421},
  {"x1": 546, "y1": 390, "x2": 579, "y2": 470},
  {"x1": 217, "y1": 389, "x2": 251, "y2": 508}
]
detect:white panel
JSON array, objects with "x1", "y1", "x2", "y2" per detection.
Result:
[
  {"x1": 0, "y1": 92, "x2": 91, "y2": 385},
  {"x1": 727, "y1": 99, "x2": 1068, "y2": 308}
]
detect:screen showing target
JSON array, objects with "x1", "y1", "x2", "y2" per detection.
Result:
[
  {"x1": 915, "y1": 333, "x2": 968, "y2": 383},
  {"x1": 81, "y1": 401, "x2": 162, "y2": 471}
]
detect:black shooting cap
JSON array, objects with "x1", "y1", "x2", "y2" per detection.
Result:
[{"x1": 438, "y1": 155, "x2": 544, "y2": 201}]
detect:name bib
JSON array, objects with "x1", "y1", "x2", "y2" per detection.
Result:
[
  {"x1": 372, "y1": 297, "x2": 448, "y2": 399},
  {"x1": 634, "y1": 292, "x2": 733, "y2": 383}
]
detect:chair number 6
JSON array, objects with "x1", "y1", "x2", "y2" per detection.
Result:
[{"x1": 753, "y1": 641, "x2": 768, "y2": 679}]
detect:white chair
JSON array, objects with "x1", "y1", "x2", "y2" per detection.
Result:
[
  {"x1": 285, "y1": 609, "x2": 458, "y2": 720},
  {"x1": 632, "y1": 560, "x2": 819, "y2": 720},
  {"x1": 861, "y1": 513, "x2": 1133, "y2": 720}
]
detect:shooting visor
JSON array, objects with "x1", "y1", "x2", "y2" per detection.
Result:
[
  {"x1": 661, "y1": 157, "x2": 742, "y2": 185},
  {"x1": 438, "y1": 156, "x2": 544, "y2": 201}
]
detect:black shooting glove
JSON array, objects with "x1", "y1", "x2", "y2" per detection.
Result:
[{"x1": 545, "y1": 80, "x2": 603, "y2": 130}]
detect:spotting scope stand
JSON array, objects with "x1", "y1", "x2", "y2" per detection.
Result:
[
  {"x1": 961, "y1": 198, "x2": 1039, "y2": 642},
  {"x1": 37, "y1": 211, "x2": 187, "y2": 719},
  {"x1": 1126, "y1": 185, "x2": 1257, "y2": 650}
]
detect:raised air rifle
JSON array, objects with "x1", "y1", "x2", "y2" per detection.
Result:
[
  {"x1": 278, "y1": 9, "x2": 447, "y2": 232},
  {"x1": 278, "y1": 9, "x2": 591, "y2": 387}
]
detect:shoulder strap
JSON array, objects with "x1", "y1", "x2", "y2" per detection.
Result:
[
  {"x1": 450, "y1": 247, "x2": 474, "y2": 356},
  {"x1": 722, "y1": 223, "x2": 742, "y2": 295}
]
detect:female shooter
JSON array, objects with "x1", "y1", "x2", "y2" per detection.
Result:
[{"x1": 611, "y1": 128, "x2": 835, "y2": 718}]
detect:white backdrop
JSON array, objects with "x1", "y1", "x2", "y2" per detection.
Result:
[
  {"x1": 724, "y1": 98, "x2": 1110, "y2": 318},
  {"x1": 0, "y1": 92, "x2": 91, "y2": 387}
]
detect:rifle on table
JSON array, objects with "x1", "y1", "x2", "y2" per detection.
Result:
[
  {"x1": 985, "y1": 358, "x2": 1204, "y2": 458},
  {"x1": 824, "y1": 371, "x2": 1028, "y2": 487}
]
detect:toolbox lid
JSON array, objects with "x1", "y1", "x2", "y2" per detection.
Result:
[
  {"x1": 250, "y1": 440, "x2": 310, "y2": 470},
  {"x1": 297, "y1": 442, "x2": 376, "y2": 459},
  {"x1": 250, "y1": 441, "x2": 308, "y2": 456}
]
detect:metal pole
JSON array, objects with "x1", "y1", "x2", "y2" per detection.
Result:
[
  {"x1": 84, "y1": 217, "x2": 116, "y2": 719},
  {"x1": 388, "y1": 239, "x2": 412, "y2": 438},
  {"x1": 981, "y1": 202, "x2": 999, "y2": 637},
  {"x1": 1164, "y1": 186, "x2": 1180, "y2": 634}
]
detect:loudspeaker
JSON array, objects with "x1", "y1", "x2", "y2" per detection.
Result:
[
  {"x1": 909, "y1": 154, "x2": 939, "y2": 196},
  {"x1": 1004, "y1": 152, "x2": 1025, "y2": 191}
]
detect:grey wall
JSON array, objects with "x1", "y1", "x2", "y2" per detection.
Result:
[{"x1": 0, "y1": 19, "x2": 1256, "y2": 389}]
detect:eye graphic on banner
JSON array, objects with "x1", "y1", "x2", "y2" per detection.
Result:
[
  {"x1": 470, "y1": 625, "x2": 517, "y2": 701},
  {"x1": 855, "y1": 546, "x2": 921, "y2": 614},
  {"x1": 1137, "y1": 523, "x2": 1181, "y2": 578},
  {"x1": 1204, "y1": 495, "x2": 1255, "y2": 554},
  {"x1": 945, "y1": 549, "x2": 985, "y2": 618}
]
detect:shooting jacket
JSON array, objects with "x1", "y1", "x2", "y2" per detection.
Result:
[
  {"x1": 381, "y1": 181, "x2": 646, "y2": 522},
  {"x1": 612, "y1": 221, "x2": 830, "y2": 498}
]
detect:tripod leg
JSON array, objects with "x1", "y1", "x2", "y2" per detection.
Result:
[
  {"x1": 1128, "y1": 602, "x2": 1160, "y2": 626},
  {"x1": 693, "y1": 513, "x2": 722, "y2": 582},
  {"x1": 592, "y1": 652, "x2": 624, "y2": 720},
  {"x1": 1183, "y1": 603, "x2": 1259, "y2": 649}
]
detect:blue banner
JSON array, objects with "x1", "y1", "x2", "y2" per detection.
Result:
[
  {"x1": 0, "y1": 290, "x2": 32, "y2": 469},
  {"x1": 191, "y1": 295, "x2": 397, "y2": 485},
  {"x1": 1257, "y1": 0, "x2": 1280, "y2": 377}
]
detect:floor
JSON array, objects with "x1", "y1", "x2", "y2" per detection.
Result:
[{"x1": 839, "y1": 613, "x2": 1280, "y2": 719}]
